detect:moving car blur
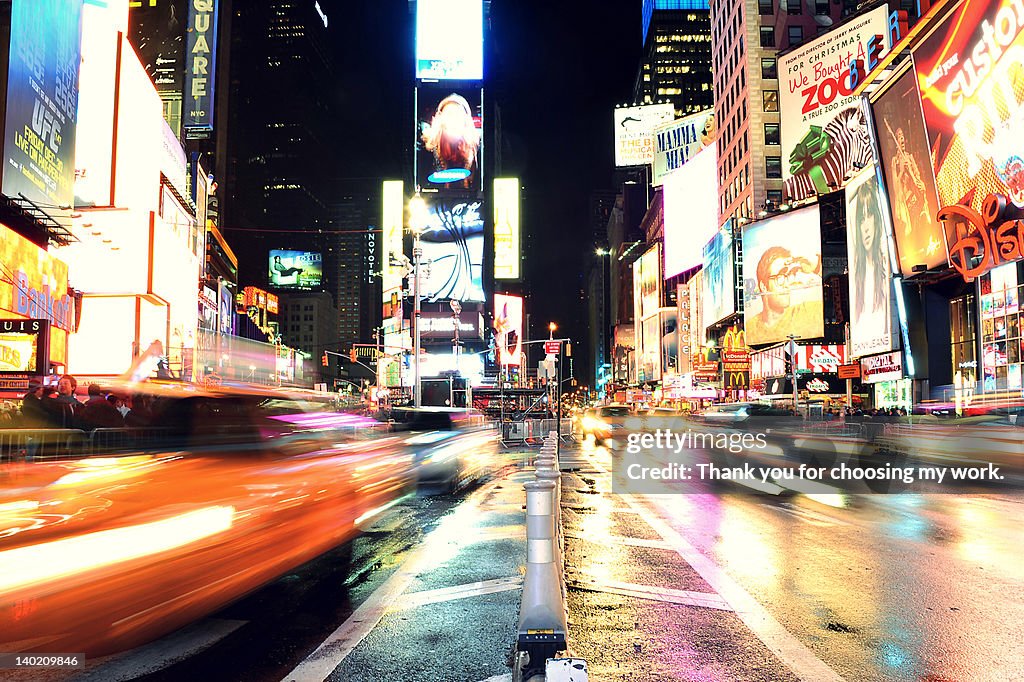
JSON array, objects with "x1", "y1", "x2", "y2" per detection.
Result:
[
  {"x1": 580, "y1": 404, "x2": 633, "y2": 445},
  {"x1": 0, "y1": 380, "x2": 500, "y2": 657},
  {"x1": 389, "y1": 407, "x2": 498, "y2": 493}
]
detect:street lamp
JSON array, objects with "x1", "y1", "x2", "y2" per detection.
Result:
[
  {"x1": 548, "y1": 322, "x2": 557, "y2": 340},
  {"x1": 409, "y1": 193, "x2": 428, "y2": 408}
]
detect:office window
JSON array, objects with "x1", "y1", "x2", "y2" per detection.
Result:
[
  {"x1": 815, "y1": 0, "x2": 829, "y2": 14},
  {"x1": 760, "y1": 26, "x2": 774, "y2": 47},
  {"x1": 763, "y1": 90, "x2": 779, "y2": 112},
  {"x1": 788, "y1": 25, "x2": 803, "y2": 44},
  {"x1": 764, "y1": 123, "x2": 780, "y2": 145},
  {"x1": 787, "y1": 0, "x2": 802, "y2": 13},
  {"x1": 759, "y1": 0, "x2": 773, "y2": 15},
  {"x1": 766, "y1": 156, "x2": 782, "y2": 178},
  {"x1": 761, "y1": 57, "x2": 777, "y2": 79}
]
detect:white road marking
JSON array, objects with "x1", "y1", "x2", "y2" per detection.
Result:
[
  {"x1": 567, "y1": 574, "x2": 732, "y2": 611},
  {"x1": 562, "y1": 530, "x2": 673, "y2": 550},
  {"x1": 583, "y1": 452, "x2": 845, "y2": 682},
  {"x1": 282, "y1": 478, "x2": 513, "y2": 682},
  {"x1": 395, "y1": 576, "x2": 523, "y2": 610},
  {"x1": 774, "y1": 502, "x2": 845, "y2": 527},
  {"x1": 475, "y1": 675, "x2": 512, "y2": 682}
]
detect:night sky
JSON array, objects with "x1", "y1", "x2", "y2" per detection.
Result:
[{"x1": 331, "y1": 0, "x2": 641, "y2": 379}]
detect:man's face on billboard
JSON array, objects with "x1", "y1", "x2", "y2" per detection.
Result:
[{"x1": 760, "y1": 254, "x2": 796, "y2": 312}]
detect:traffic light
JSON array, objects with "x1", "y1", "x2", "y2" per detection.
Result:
[
  {"x1": 566, "y1": 342, "x2": 572, "y2": 357},
  {"x1": 349, "y1": 348, "x2": 357, "y2": 362},
  {"x1": 321, "y1": 352, "x2": 329, "y2": 367}
]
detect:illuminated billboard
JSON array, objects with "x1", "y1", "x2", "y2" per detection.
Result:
[
  {"x1": 778, "y1": 5, "x2": 890, "y2": 202},
  {"x1": 741, "y1": 206, "x2": 824, "y2": 346},
  {"x1": 416, "y1": 0, "x2": 483, "y2": 81},
  {"x1": 614, "y1": 103, "x2": 675, "y2": 167},
  {"x1": 913, "y1": 0, "x2": 1024, "y2": 214},
  {"x1": 869, "y1": 64, "x2": 945, "y2": 275},
  {"x1": 183, "y1": 0, "x2": 219, "y2": 138},
  {"x1": 2, "y1": 0, "x2": 83, "y2": 210},
  {"x1": 663, "y1": 142, "x2": 718, "y2": 278},
  {"x1": 0, "y1": 320, "x2": 49, "y2": 373},
  {"x1": 129, "y1": 0, "x2": 186, "y2": 133},
  {"x1": 701, "y1": 227, "x2": 735, "y2": 331},
  {"x1": 417, "y1": 87, "x2": 483, "y2": 192},
  {"x1": 652, "y1": 109, "x2": 715, "y2": 186},
  {"x1": 382, "y1": 180, "x2": 405, "y2": 308},
  {"x1": 420, "y1": 196, "x2": 484, "y2": 303},
  {"x1": 494, "y1": 294, "x2": 523, "y2": 366},
  {"x1": 845, "y1": 168, "x2": 893, "y2": 358},
  {"x1": 493, "y1": 178, "x2": 520, "y2": 280},
  {"x1": 269, "y1": 250, "x2": 323, "y2": 289}
]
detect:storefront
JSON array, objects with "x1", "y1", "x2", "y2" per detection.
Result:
[{"x1": 860, "y1": 351, "x2": 911, "y2": 411}]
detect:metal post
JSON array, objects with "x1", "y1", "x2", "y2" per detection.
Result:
[
  {"x1": 413, "y1": 235, "x2": 422, "y2": 409},
  {"x1": 788, "y1": 335, "x2": 800, "y2": 418},
  {"x1": 845, "y1": 322, "x2": 852, "y2": 412},
  {"x1": 556, "y1": 344, "x2": 562, "y2": 460}
]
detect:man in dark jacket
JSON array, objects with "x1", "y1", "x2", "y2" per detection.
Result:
[{"x1": 77, "y1": 384, "x2": 124, "y2": 430}]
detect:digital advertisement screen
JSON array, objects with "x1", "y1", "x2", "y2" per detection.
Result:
[
  {"x1": 420, "y1": 197, "x2": 485, "y2": 303},
  {"x1": 652, "y1": 109, "x2": 715, "y2": 187},
  {"x1": 382, "y1": 180, "x2": 406, "y2": 308},
  {"x1": 913, "y1": 0, "x2": 1024, "y2": 212},
  {"x1": 701, "y1": 228, "x2": 735, "y2": 331},
  {"x1": 416, "y1": 0, "x2": 483, "y2": 81},
  {"x1": 2, "y1": 0, "x2": 83, "y2": 210},
  {"x1": 0, "y1": 320, "x2": 48, "y2": 373},
  {"x1": 494, "y1": 294, "x2": 523, "y2": 366},
  {"x1": 870, "y1": 64, "x2": 945, "y2": 275},
  {"x1": 493, "y1": 178, "x2": 520, "y2": 280},
  {"x1": 663, "y1": 142, "x2": 718, "y2": 278},
  {"x1": 741, "y1": 206, "x2": 824, "y2": 346},
  {"x1": 417, "y1": 87, "x2": 483, "y2": 193},
  {"x1": 129, "y1": 0, "x2": 185, "y2": 101},
  {"x1": 778, "y1": 5, "x2": 890, "y2": 202},
  {"x1": 268, "y1": 250, "x2": 323, "y2": 289},
  {"x1": 846, "y1": 168, "x2": 894, "y2": 358},
  {"x1": 614, "y1": 103, "x2": 675, "y2": 167}
]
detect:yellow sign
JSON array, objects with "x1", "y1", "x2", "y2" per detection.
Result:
[{"x1": 493, "y1": 178, "x2": 520, "y2": 280}]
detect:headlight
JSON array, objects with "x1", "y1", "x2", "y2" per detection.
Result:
[{"x1": 582, "y1": 416, "x2": 606, "y2": 431}]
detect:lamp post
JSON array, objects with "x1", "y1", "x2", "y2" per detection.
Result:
[{"x1": 409, "y1": 193, "x2": 427, "y2": 408}]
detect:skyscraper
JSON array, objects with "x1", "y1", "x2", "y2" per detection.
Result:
[{"x1": 634, "y1": 0, "x2": 714, "y2": 118}]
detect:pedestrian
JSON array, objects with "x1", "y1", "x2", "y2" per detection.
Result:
[
  {"x1": 55, "y1": 375, "x2": 83, "y2": 407},
  {"x1": 77, "y1": 384, "x2": 125, "y2": 430},
  {"x1": 19, "y1": 381, "x2": 51, "y2": 428}
]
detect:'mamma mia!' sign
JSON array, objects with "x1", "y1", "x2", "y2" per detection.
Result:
[{"x1": 651, "y1": 109, "x2": 715, "y2": 187}]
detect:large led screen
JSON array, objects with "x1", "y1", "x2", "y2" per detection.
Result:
[
  {"x1": 2, "y1": 0, "x2": 83, "y2": 210},
  {"x1": 420, "y1": 197, "x2": 484, "y2": 303},
  {"x1": 870, "y1": 64, "x2": 945, "y2": 274},
  {"x1": 493, "y1": 178, "x2": 520, "y2": 279},
  {"x1": 663, "y1": 142, "x2": 718, "y2": 278},
  {"x1": 417, "y1": 88, "x2": 483, "y2": 193},
  {"x1": 742, "y1": 206, "x2": 824, "y2": 346},
  {"x1": 129, "y1": 0, "x2": 185, "y2": 101},
  {"x1": 652, "y1": 109, "x2": 715, "y2": 186},
  {"x1": 269, "y1": 250, "x2": 323, "y2": 289},
  {"x1": 778, "y1": 5, "x2": 890, "y2": 202},
  {"x1": 913, "y1": 0, "x2": 1024, "y2": 213},
  {"x1": 494, "y1": 293, "x2": 523, "y2": 366},
  {"x1": 416, "y1": 0, "x2": 483, "y2": 81},
  {"x1": 0, "y1": 320, "x2": 48, "y2": 373},
  {"x1": 701, "y1": 228, "x2": 735, "y2": 331},
  {"x1": 614, "y1": 103, "x2": 675, "y2": 167},
  {"x1": 845, "y1": 168, "x2": 894, "y2": 358}
]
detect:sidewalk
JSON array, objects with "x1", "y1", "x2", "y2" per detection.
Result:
[{"x1": 284, "y1": 467, "x2": 534, "y2": 682}]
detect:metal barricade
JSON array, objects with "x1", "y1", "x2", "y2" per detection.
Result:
[{"x1": 0, "y1": 429, "x2": 88, "y2": 463}]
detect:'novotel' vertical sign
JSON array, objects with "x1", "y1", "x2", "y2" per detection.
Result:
[{"x1": 184, "y1": 0, "x2": 219, "y2": 139}]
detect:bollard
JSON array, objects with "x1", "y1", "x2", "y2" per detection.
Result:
[
  {"x1": 517, "y1": 479, "x2": 567, "y2": 679},
  {"x1": 535, "y1": 467, "x2": 564, "y2": 588}
]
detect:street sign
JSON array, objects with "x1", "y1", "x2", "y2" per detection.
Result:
[
  {"x1": 544, "y1": 341, "x2": 561, "y2": 355},
  {"x1": 838, "y1": 363, "x2": 861, "y2": 379}
]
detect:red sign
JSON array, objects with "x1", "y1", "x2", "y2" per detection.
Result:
[
  {"x1": 838, "y1": 363, "x2": 861, "y2": 379},
  {"x1": 544, "y1": 340, "x2": 561, "y2": 355},
  {"x1": 940, "y1": 195, "x2": 1024, "y2": 282}
]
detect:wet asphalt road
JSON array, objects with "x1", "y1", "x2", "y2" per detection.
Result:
[{"x1": 14, "y1": 441, "x2": 1023, "y2": 681}]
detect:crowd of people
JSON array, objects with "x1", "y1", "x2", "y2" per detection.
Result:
[{"x1": 2, "y1": 375, "x2": 154, "y2": 431}]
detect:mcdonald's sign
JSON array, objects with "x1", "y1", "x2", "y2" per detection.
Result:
[{"x1": 724, "y1": 370, "x2": 749, "y2": 389}]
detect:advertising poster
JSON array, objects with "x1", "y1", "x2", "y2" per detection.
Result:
[
  {"x1": 687, "y1": 270, "x2": 704, "y2": 370},
  {"x1": 614, "y1": 103, "x2": 675, "y2": 167},
  {"x1": 635, "y1": 244, "x2": 662, "y2": 322},
  {"x1": 417, "y1": 87, "x2": 483, "y2": 193},
  {"x1": 701, "y1": 227, "x2": 735, "y2": 332},
  {"x1": 779, "y1": 5, "x2": 890, "y2": 202},
  {"x1": 663, "y1": 142, "x2": 718, "y2": 277},
  {"x1": 845, "y1": 167, "x2": 893, "y2": 357},
  {"x1": 129, "y1": 0, "x2": 186, "y2": 119},
  {"x1": 652, "y1": 109, "x2": 715, "y2": 186},
  {"x1": 870, "y1": 64, "x2": 945, "y2": 274},
  {"x1": 2, "y1": 0, "x2": 83, "y2": 210},
  {"x1": 416, "y1": 0, "x2": 483, "y2": 81},
  {"x1": 183, "y1": 0, "x2": 219, "y2": 137},
  {"x1": 493, "y1": 178, "x2": 520, "y2": 279},
  {"x1": 660, "y1": 309, "x2": 678, "y2": 377},
  {"x1": 639, "y1": 314, "x2": 662, "y2": 383},
  {"x1": 420, "y1": 196, "x2": 485, "y2": 303},
  {"x1": 913, "y1": 0, "x2": 1024, "y2": 213},
  {"x1": 494, "y1": 293, "x2": 523, "y2": 366},
  {"x1": 0, "y1": 320, "x2": 48, "y2": 373},
  {"x1": 742, "y1": 206, "x2": 824, "y2": 346},
  {"x1": 382, "y1": 180, "x2": 405, "y2": 301},
  {"x1": 268, "y1": 250, "x2": 323, "y2": 289}
]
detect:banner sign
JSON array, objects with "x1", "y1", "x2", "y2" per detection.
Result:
[
  {"x1": 183, "y1": 0, "x2": 219, "y2": 138},
  {"x1": 614, "y1": 103, "x2": 675, "y2": 167},
  {"x1": 2, "y1": 0, "x2": 84, "y2": 210},
  {"x1": 838, "y1": 363, "x2": 861, "y2": 379},
  {"x1": 494, "y1": 293, "x2": 523, "y2": 365},
  {"x1": 651, "y1": 109, "x2": 714, "y2": 186},
  {"x1": 493, "y1": 178, "x2": 520, "y2": 279},
  {"x1": 779, "y1": 5, "x2": 890, "y2": 201},
  {"x1": 798, "y1": 343, "x2": 847, "y2": 373},
  {"x1": 860, "y1": 351, "x2": 903, "y2": 383}
]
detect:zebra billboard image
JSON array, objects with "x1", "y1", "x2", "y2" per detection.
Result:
[{"x1": 778, "y1": 5, "x2": 891, "y2": 202}]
